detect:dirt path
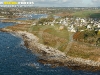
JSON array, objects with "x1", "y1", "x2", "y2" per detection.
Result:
[{"x1": 64, "y1": 32, "x2": 74, "y2": 54}]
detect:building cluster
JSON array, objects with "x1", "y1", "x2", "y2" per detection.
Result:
[{"x1": 35, "y1": 17, "x2": 100, "y2": 32}]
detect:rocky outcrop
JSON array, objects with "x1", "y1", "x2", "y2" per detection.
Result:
[{"x1": 16, "y1": 31, "x2": 66, "y2": 59}]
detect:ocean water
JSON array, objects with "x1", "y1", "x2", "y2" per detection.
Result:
[
  {"x1": 0, "y1": 22, "x2": 15, "y2": 28},
  {"x1": 17, "y1": 14, "x2": 47, "y2": 20},
  {"x1": 0, "y1": 20, "x2": 100, "y2": 75}
]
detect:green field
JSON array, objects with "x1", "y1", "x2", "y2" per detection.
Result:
[
  {"x1": 73, "y1": 10, "x2": 100, "y2": 18},
  {"x1": 30, "y1": 25, "x2": 69, "y2": 51}
]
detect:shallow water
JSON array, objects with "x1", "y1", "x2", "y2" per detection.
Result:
[
  {"x1": 17, "y1": 14, "x2": 47, "y2": 20},
  {"x1": 0, "y1": 22, "x2": 15, "y2": 28}
]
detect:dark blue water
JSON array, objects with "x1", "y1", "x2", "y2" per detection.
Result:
[
  {"x1": 0, "y1": 22, "x2": 100, "y2": 75},
  {"x1": 17, "y1": 14, "x2": 47, "y2": 20},
  {"x1": 0, "y1": 22, "x2": 15, "y2": 28}
]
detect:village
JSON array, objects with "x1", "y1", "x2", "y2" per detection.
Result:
[{"x1": 33, "y1": 16, "x2": 100, "y2": 33}]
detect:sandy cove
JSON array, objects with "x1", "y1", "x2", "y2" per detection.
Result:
[{"x1": 0, "y1": 28, "x2": 100, "y2": 71}]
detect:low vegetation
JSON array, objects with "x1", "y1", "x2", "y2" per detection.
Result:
[
  {"x1": 30, "y1": 25, "x2": 69, "y2": 51},
  {"x1": 73, "y1": 30, "x2": 100, "y2": 46},
  {"x1": 73, "y1": 10, "x2": 100, "y2": 18},
  {"x1": 6, "y1": 23, "x2": 69, "y2": 51},
  {"x1": 67, "y1": 42, "x2": 100, "y2": 61}
]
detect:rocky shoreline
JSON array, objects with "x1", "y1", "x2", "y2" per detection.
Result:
[{"x1": 0, "y1": 28, "x2": 100, "y2": 71}]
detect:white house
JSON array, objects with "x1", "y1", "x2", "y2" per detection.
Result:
[
  {"x1": 97, "y1": 24, "x2": 100, "y2": 28},
  {"x1": 87, "y1": 25, "x2": 91, "y2": 29}
]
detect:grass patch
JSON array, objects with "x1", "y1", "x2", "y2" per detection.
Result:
[
  {"x1": 30, "y1": 25, "x2": 69, "y2": 51},
  {"x1": 6, "y1": 24, "x2": 31, "y2": 31},
  {"x1": 67, "y1": 42, "x2": 100, "y2": 60},
  {"x1": 73, "y1": 10, "x2": 99, "y2": 18},
  {"x1": 30, "y1": 25, "x2": 69, "y2": 39}
]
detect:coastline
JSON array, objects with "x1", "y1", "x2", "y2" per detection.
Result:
[{"x1": 0, "y1": 28, "x2": 100, "y2": 71}]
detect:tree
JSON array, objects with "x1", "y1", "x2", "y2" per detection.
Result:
[
  {"x1": 47, "y1": 15, "x2": 54, "y2": 22},
  {"x1": 38, "y1": 18, "x2": 48, "y2": 25}
]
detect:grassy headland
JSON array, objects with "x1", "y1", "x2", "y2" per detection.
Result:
[
  {"x1": 5, "y1": 20, "x2": 100, "y2": 62},
  {"x1": 6, "y1": 24, "x2": 69, "y2": 52}
]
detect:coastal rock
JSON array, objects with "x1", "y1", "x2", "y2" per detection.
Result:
[{"x1": 1, "y1": 28, "x2": 100, "y2": 71}]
